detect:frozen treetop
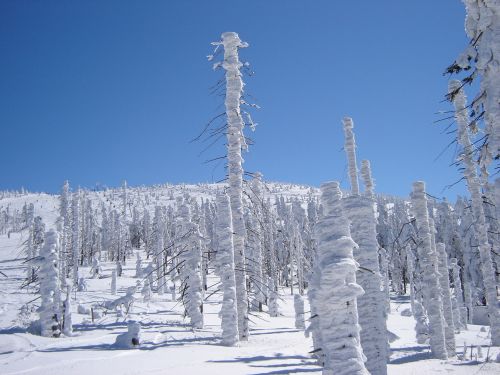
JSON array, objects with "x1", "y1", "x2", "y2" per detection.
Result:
[
  {"x1": 319, "y1": 181, "x2": 342, "y2": 214},
  {"x1": 342, "y1": 117, "x2": 360, "y2": 196},
  {"x1": 412, "y1": 181, "x2": 425, "y2": 194},
  {"x1": 361, "y1": 159, "x2": 375, "y2": 198}
]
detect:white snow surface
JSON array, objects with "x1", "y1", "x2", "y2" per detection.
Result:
[{"x1": 0, "y1": 188, "x2": 499, "y2": 375}]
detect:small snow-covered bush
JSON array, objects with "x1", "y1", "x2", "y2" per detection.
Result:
[{"x1": 115, "y1": 320, "x2": 141, "y2": 349}]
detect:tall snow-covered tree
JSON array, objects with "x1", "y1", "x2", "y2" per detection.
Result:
[
  {"x1": 435, "y1": 241, "x2": 456, "y2": 356},
  {"x1": 342, "y1": 118, "x2": 388, "y2": 375},
  {"x1": 214, "y1": 31, "x2": 250, "y2": 340},
  {"x1": 411, "y1": 181, "x2": 447, "y2": 359},
  {"x1": 37, "y1": 229, "x2": 62, "y2": 338},
  {"x1": 314, "y1": 181, "x2": 367, "y2": 375},
  {"x1": 449, "y1": 80, "x2": 500, "y2": 345},
  {"x1": 177, "y1": 202, "x2": 204, "y2": 329}
]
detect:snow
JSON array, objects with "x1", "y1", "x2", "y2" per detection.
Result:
[{"x1": 0, "y1": 189, "x2": 499, "y2": 375}]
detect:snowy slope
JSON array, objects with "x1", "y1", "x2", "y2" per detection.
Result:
[{"x1": 0, "y1": 184, "x2": 499, "y2": 375}]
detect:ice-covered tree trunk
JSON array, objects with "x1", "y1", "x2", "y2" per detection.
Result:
[
  {"x1": 342, "y1": 117, "x2": 360, "y2": 195},
  {"x1": 153, "y1": 206, "x2": 165, "y2": 295},
  {"x1": 178, "y1": 204, "x2": 204, "y2": 329},
  {"x1": 379, "y1": 247, "x2": 391, "y2": 314},
  {"x1": 63, "y1": 285, "x2": 72, "y2": 336},
  {"x1": 450, "y1": 80, "x2": 500, "y2": 345},
  {"x1": 135, "y1": 252, "x2": 142, "y2": 278},
  {"x1": 215, "y1": 193, "x2": 239, "y2": 346},
  {"x1": 406, "y1": 245, "x2": 417, "y2": 314},
  {"x1": 38, "y1": 229, "x2": 62, "y2": 338},
  {"x1": 111, "y1": 269, "x2": 117, "y2": 295},
  {"x1": 305, "y1": 269, "x2": 322, "y2": 362},
  {"x1": 411, "y1": 181, "x2": 447, "y2": 359},
  {"x1": 247, "y1": 212, "x2": 264, "y2": 311},
  {"x1": 59, "y1": 181, "x2": 71, "y2": 284},
  {"x1": 268, "y1": 276, "x2": 279, "y2": 317},
  {"x1": 450, "y1": 258, "x2": 467, "y2": 330},
  {"x1": 219, "y1": 32, "x2": 249, "y2": 340},
  {"x1": 315, "y1": 181, "x2": 368, "y2": 375},
  {"x1": 343, "y1": 197, "x2": 388, "y2": 374},
  {"x1": 71, "y1": 191, "x2": 80, "y2": 286},
  {"x1": 408, "y1": 245, "x2": 430, "y2": 344},
  {"x1": 342, "y1": 122, "x2": 388, "y2": 374},
  {"x1": 435, "y1": 242, "x2": 456, "y2": 355},
  {"x1": 294, "y1": 294, "x2": 305, "y2": 330}
]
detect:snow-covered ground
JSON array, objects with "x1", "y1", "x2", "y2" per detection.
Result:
[{"x1": 0, "y1": 190, "x2": 499, "y2": 375}]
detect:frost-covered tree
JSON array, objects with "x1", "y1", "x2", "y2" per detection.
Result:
[
  {"x1": 71, "y1": 190, "x2": 81, "y2": 286},
  {"x1": 37, "y1": 229, "x2": 62, "y2": 338},
  {"x1": 111, "y1": 269, "x2": 117, "y2": 295},
  {"x1": 293, "y1": 294, "x2": 305, "y2": 330},
  {"x1": 268, "y1": 276, "x2": 279, "y2": 318},
  {"x1": 342, "y1": 118, "x2": 388, "y2": 375},
  {"x1": 411, "y1": 181, "x2": 447, "y2": 359},
  {"x1": 215, "y1": 193, "x2": 239, "y2": 346},
  {"x1": 435, "y1": 241, "x2": 456, "y2": 356},
  {"x1": 178, "y1": 203, "x2": 204, "y2": 329},
  {"x1": 25, "y1": 216, "x2": 45, "y2": 286},
  {"x1": 153, "y1": 206, "x2": 166, "y2": 295},
  {"x1": 450, "y1": 258, "x2": 468, "y2": 329},
  {"x1": 314, "y1": 181, "x2": 368, "y2": 375},
  {"x1": 449, "y1": 80, "x2": 500, "y2": 345},
  {"x1": 62, "y1": 285, "x2": 73, "y2": 336},
  {"x1": 447, "y1": 0, "x2": 500, "y2": 167},
  {"x1": 213, "y1": 31, "x2": 251, "y2": 340},
  {"x1": 135, "y1": 251, "x2": 142, "y2": 278}
]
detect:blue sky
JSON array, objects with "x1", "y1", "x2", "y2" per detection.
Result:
[{"x1": 0, "y1": 1, "x2": 469, "y2": 199}]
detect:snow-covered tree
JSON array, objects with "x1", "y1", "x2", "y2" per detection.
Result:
[
  {"x1": 153, "y1": 206, "x2": 166, "y2": 295},
  {"x1": 342, "y1": 118, "x2": 388, "y2": 375},
  {"x1": 450, "y1": 258, "x2": 468, "y2": 329},
  {"x1": 293, "y1": 294, "x2": 305, "y2": 330},
  {"x1": 177, "y1": 203, "x2": 204, "y2": 329},
  {"x1": 449, "y1": 80, "x2": 500, "y2": 345},
  {"x1": 411, "y1": 181, "x2": 447, "y2": 359},
  {"x1": 435, "y1": 241, "x2": 456, "y2": 356},
  {"x1": 62, "y1": 285, "x2": 73, "y2": 336},
  {"x1": 71, "y1": 190, "x2": 81, "y2": 286},
  {"x1": 313, "y1": 181, "x2": 368, "y2": 375},
  {"x1": 448, "y1": 0, "x2": 500, "y2": 168},
  {"x1": 213, "y1": 31, "x2": 251, "y2": 340},
  {"x1": 215, "y1": 193, "x2": 239, "y2": 346},
  {"x1": 37, "y1": 229, "x2": 62, "y2": 338},
  {"x1": 111, "y1": 269, "x2": 117, "y2": 295}
]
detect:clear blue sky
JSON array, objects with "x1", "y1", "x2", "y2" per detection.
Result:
[{"x1": 0, "y1": 1, "x2": 469, "y2": 199}]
